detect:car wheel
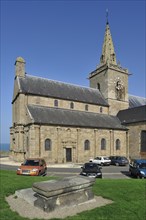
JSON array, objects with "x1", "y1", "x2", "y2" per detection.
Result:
[
  {"x1": 137, "y1": 175, "x2": 140, "y2": 179},
  {"x1": 42, "y1": 169, "x2": 47, "y2": 176},
  {"x1": 45, "y1": 168, "x2": 47, "y2": 174},
  {"x1": 129, "y1": 171, "x2": 133, "y2": 177},
  {"x1": 38, "y1": 171, "x2": 42, "y2": 176}
]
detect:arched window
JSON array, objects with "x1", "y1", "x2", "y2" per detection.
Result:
[
  {"x1": 112, "y1": 53, "x2": 115, "y2": 62},
  {"x1": 70, "y1": 102, "x2": 74, "y2": 109},
  {"x1": 45, "y1": 139, "x2": 52, "y2": 151},
  {"x1": 100, "y1": 107, "x2": 103, "y2": 113},
  {"x1": 85, "y1": 104, "x2": 88, "y2": 111},
  {"x1": 54, "y1": 100, "x2": 58, "y2": 107},
  {"x1": 84, "y1": 140, "x2": 90, "y2": 150},
  {"x1": 116, "y1": 139, "x2": 120, "y2": 150},
  {"x1": 101, "y1": 138, "x2": 106, "y2": 150},
  {"x1": 97, "y1": 83, "x2": 100, "y2": 91}
]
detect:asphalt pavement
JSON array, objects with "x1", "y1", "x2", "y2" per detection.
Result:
[{"x1": 0, "y1": 157, "x2": 130, "y2": 179}]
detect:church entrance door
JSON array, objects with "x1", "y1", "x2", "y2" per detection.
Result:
[{"x1": 66, "y1": 148, "x2": 72, "y2": 162}]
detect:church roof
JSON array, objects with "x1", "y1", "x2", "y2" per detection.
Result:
[
  {"x1": 27, "y1": 105, "x2": 127, "y2": 130},
  {"x1": 117, "y1": 105, "x2": 146, "y2": 124},
  {"x1": 129, "y1": 95, "x2": 146, "y2": 108},
  {"x1": 17, "y1": 75, "x2": 108, "y2": 106}
]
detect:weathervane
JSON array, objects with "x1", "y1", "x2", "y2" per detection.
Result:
[{"x1": 106, "y1": 9, "x2": 109, "y2": 24}]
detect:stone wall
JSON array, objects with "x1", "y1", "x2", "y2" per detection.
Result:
[
  {"x1": 89, "y1": 66, "x2": 129, "y2": 116},
  {"x1": 127, "y1": 122, "x2": 146, "y2": 159},
  {"x1": 18, "y1": 125, "x2": 128, "y2": 163},
  {"x1": 27, "y1": 95, "x2": 109, "y2": 114}
]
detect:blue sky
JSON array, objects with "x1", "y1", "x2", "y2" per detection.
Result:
[{"x1": 0, "y1": 0, "x2": 146, "y2": 143}]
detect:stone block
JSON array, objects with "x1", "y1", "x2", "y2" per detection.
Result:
[{"x1": 32, "y1": 176, "x2": 95, "y2": 212}]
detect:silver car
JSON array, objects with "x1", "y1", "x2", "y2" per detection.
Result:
[{"x1": 89, "y1": 156, "x2": 111, "y2": 166}]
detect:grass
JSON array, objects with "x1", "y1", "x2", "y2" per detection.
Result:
[{"x1": 0, "y1": 170, "x2": 146, "y2": 220}]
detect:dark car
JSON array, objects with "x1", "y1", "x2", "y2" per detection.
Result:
[
  {"x1": 129, "y1": 159, "x2": 146, "y2": 179},
  {"x1": 16, "y1": 158, "x2": 47, "y2": 176},
  {"x1": 109, "y1": 156, "x2": 129, "y2": 166},
  {"x1": 80, "y1": 162, "x2": 102, "y2": 178}
]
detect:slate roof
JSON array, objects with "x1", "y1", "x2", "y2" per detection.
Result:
[
  {"x1": 129, "y1": 95, "x2": 146, "y2": 108},
  {"x1": 117, "y1": 105, "x2": 146, "y2": 124},
  {"x1": 17, "y1": 75, "x2": 108, "y2": 106},
  {"x1": 27, "y1": 105, "x2": 127, "y2": 130}
]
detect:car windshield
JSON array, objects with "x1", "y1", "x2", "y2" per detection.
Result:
[
  {"x1": 120, "y1": 157, "x2": 127, "y2": 160},
  {"x1": 23, "y1": 160, "x2": 39, "y2": 166},
  {"x1": 139, "y1": 163, "x2": 146, "y2": 169},
  {"x1": 103, "y1": 157, "x2": 110, "y2": 160},
  {"x1": 85, "y1": 163, "x2": 97, "y2": 169}
]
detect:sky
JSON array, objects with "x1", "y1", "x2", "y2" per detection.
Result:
[{"x1": 0, "y1": 0, "x2": 146, "y2": 144}]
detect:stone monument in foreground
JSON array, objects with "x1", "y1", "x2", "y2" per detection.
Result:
[{"x1": 32, "y1": 176, "x2": 95, "y2": 212}]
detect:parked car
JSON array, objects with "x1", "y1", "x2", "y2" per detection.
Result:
[
  {"x1": 129, "y1": 159, "x2": 146, "y2": 179},
  {"x1": 109, "y1": 156, "x2": 129, "y2": 166},
  {"x1": 80, "y1": 162, "x2": 102, "y2": 178},
  {"x1": 89, "y1": 156, "x2": 111, "y2": 166},
  {"x1": 16, "y1": 158, "x2": 47, "y2": 176}
]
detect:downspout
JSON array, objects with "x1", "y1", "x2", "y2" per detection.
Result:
[
  {"x1": 126, "y1": 131, "x2": 129, "y2": 159},
  {"x1": 39, "y1": 125, "x2": 41, "y2": 157}
]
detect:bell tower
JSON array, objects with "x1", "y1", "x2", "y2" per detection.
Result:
[{"x1": 89, "y1": 16, "x2": 129, "y2": 115}]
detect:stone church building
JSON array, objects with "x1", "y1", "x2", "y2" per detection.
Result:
[{"x1": 10, "y1": 21, "x2": 146, "y2": 162}]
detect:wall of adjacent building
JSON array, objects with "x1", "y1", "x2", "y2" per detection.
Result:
[{"x1": 126, "y1": 122, "x2": 146, "y2": 159}]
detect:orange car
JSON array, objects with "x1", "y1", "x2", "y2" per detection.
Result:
[{"x1": 16, "y1": 158, "x2": 47, "y2": 176}]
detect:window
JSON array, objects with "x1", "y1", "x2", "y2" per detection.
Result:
[
  {"x1": 100, "y1": 107, "x2": 103, "y2": 113},
  {"x1": 54, "y1": 100, "x2": 58, "y2": 107},
  {"x1": 84, "y1": 140, "x2": 90, "y2": 150},
  {"x1": 141, "y1": 131, "x2": 146, "y2": 152},
  {"x1": 97, "y1": 83, "x2": 100, "y2": 91},
  {"x1": 101, "y1": 138, "x2": 106, "y2": 150},
  {"x1": 85, "y1": 104, "x2": 88, "y2": 111},
  {"x1": 112, "y1": 53, "x2": 115, "y2": 62},
  {"x1": 45, "y1": 139, "x2": 52, "y2": 151},
  {"x1": 116, "y1": 139, "x2": 120, "y2": 150},
  {"x1": 70, "y1": 102, "x2": 74, "y2": 109}
]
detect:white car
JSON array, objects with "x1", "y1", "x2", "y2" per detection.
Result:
[{"x1": 89, "y1": 156, "x2": 111, "y2": 166}]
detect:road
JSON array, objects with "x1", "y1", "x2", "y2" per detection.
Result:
[
  {"x1": 46, "y1": 166, "x2": 130, "y2": 179},
  {"x1": 0, "y1": 163, "x2": 130, "y2": 179}
]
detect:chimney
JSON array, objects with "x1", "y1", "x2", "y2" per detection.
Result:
[{"x1": 15, "y1": 57, "x2": 25, "y2": 78}]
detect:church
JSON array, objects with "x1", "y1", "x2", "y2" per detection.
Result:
[{"x1": 10, "y1": 20, "x2": 146, "y2": 163}]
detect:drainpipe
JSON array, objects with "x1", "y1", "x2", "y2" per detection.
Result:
[
  {"x1": 38, "y1": 125, "x2": 41, "y2": 157},
  {"x1": 126, "y1": 131, "x2": 129, "y2": 159}
]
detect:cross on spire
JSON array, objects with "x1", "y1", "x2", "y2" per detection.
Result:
[{"x1": 106, "y1": 9, "x2": 109, "y2": 24}]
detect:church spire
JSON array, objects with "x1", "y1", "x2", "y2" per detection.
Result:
[{"x1": 100, "y1": 12, "x2": 117, "y2": 65}]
